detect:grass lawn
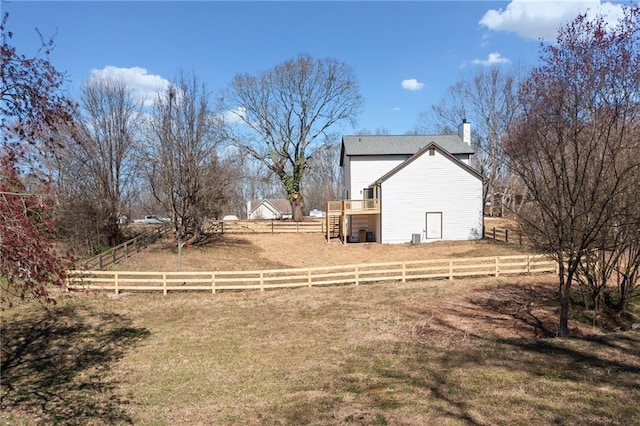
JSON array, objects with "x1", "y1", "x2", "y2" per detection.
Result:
[
  {"x1": 2, "y1": 274, "x2": 639, "y2": 425},
  {"x1": 104, "y1": 232, "x2": 534, "y2": 272}
]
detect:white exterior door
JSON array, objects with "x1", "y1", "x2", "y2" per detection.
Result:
[{"x1": 425, "y1": 212, "x2": 443, "y2": 239}]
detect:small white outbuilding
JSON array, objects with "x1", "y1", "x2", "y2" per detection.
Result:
[{"x1": 247, "y1": 198, "x2": 292, "y2": 220}]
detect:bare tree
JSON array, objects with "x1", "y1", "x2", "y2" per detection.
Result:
[
  {"x1": 573, "y1": 124, "x2": 640, "y2": 316},
  {"x1": 418, "y1": 78, "x2": 468, "y2": 133},
  {"x1": 144, "y1": 73, "x2": 226, "y2": 255},
  {"x1": 63, "y1": 78, "x2": 141, "y2": 247},
  {"x1": 418, "y1": 67, "x2": 522, "y2": 216},
  {"x1": 302, "y1": 134, "x2": 343, "y2": 212},
  {"x1": 221, "y1": 53, "x2": 362, "y2": 221},
  {"x1": 45, "y1": 123, "x2": 106, "y2": 256},
  {"x1": 505, "y1": 7, "x2": 640, "y2": 336},
  {"x1": 222, "y1": 149, "x2": 283, "y2": 218},
  {"x1": 354, "y1": 127, "x2": 390, "y2": 136}
]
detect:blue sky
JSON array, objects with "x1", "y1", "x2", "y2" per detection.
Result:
[{"x1": 2, "y1": 0, "x2": 633, "y2": 134}]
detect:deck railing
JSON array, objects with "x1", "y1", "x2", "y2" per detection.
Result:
[{"x1": 327, "y1": 199, "x2": 380, "y2": 215}]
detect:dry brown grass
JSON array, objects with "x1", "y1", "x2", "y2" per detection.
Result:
[
  {"x1": 3, "y1": 230, "x2": 639, "y2": 425},
  {"x1": 114, "y1": 233, "x2": 531, "y2": 272},
  {"x1": 2, "y1": 276, "x2": 638, "y2": 425}
]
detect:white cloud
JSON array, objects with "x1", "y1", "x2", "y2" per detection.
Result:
[
  {"x1": 472, "y1": 52, "x2": 511, "y2": 66},
  {"x1": 222, "y1": 106, "x2": 247, "y2": 125},
  {"x1": 88, "y1": 66, "x2": 170, "y2": 107},
  {"x1": 480, "y1": 33, "x2": 491, "y2": 48},
  {"x1": 401, "y1": 79, "x2": 425, "y2": 91},
  {"x1": 479, "y1": 0, "x2": 626, "y2": 41}
]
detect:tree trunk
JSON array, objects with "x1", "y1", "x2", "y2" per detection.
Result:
[
  {"x1": 558, "y1": 260, "x2": 572, "y2": 337},
  {"x1": 291, "y1": 195, "x2": 304, "y2": 222},
  {"x1": 616, "y1": 276, "x2": 630, "y2": 314}
]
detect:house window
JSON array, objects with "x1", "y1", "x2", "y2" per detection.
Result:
[
  {"x1": 428, "y1": 147, "x2": 435, "y2": 156},
  {"x1": 363, "y1": 187, "x2": 374, "y2": 199}
]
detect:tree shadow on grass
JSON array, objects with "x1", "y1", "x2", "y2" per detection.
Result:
[
  {"x1": 402, "y1": 285, "x2": 640, "y2": 423},
  {"x1": 360, "y1": 332, "x2": 640, "y2": 425},
  {"x1": 1, "y1": 305, "x2": 150, "y2": 424},
  {"x1": 337, "y1": 281, "x2": 640, "y2": 425}
]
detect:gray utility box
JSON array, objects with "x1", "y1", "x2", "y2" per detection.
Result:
[{"x1": 411, "y1": 234, "x2": 421, "y2": 244}]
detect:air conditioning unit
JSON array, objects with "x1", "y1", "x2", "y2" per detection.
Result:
[{"x1": 411, "y1": 234, "x2": 421, "y2": 245}]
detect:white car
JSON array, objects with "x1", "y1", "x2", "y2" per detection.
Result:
[
  {"x1": 133, "y1": 215, "x2": 170, "y2": 224},
  {"x1": 309, "y1": 209, "x2": 326, "y2": 218}
]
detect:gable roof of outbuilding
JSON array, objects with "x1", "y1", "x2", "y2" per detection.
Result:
[
  {"x1": 340, "y1": 134, "x2": 474, "y2": 166},
  {"x1": 249, "y1": 198, "x2": 292, "y2": 215}
]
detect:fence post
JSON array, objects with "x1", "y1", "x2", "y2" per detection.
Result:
[
  {"x1": 519, "y1": 232, "x2": 522, "y2": 245},
  {"x1": 308, "y1": 269, "x2": 312, "y2": 288},
  {"x1": 449, "y1": 260, "x2": 454, "y2": 281},
  {"x1": 296, "y1": 222, "x2": 299, "y2": 233},
  {"x1": 505, "y1": 229, "x2": 509, "y2": 244},
  {"x1": 492, "y1": 227, "x2": 496, "y2": 241},
  {"x1": 211, "y1": 273, "x2": 216, "y2": 294},
  {"x1": 402, "y1": 262, "x2": 406, "y2": 283},
  {"x1": 260, "y1": 272, "x2": 264, "y2": 291},
  {"x1": 355, "y1": 266, "x2": 359, "y2": 285},
  {"x1": 163, "y1": 273, "x2": 167, "y2": 296},
  {"x1": 99, "y1": 254, "x2": 104, "y2": 270},
  {"x1": 495, "y1": 257, "x2": 500, "y2": 277},
  {"x1": 124, "y1": 242, "x2": 128, "y2": 259},
  {"x1": 272, "y1": 221, "x2": 274, "y2": 234},
  {"x1": 114, "y1": 272, "x2": 119, "y2": 295},
  {"x1": 112, "y1": 248, "x2": 116, "y2": 265}
]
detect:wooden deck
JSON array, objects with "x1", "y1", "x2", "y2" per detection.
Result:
[
  {"x1": 326, "y1": 199, "x2": 380, "y2": 243},
  {"x1": 327, "y1": 199, "x2": 380, "y2": 216}
]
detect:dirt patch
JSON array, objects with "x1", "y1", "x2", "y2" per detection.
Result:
[{"x1": 401, "y1": 275, "x2": 601, "y2": 341}]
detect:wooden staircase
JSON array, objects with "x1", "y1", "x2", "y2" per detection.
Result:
[{"x1": 327, "y1": 215, "x2": 341, "y2": 239}]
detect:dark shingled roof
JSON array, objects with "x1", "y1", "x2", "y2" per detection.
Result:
[{"x1": 340, "y1": 134, "x2": 474, "y2": 166}]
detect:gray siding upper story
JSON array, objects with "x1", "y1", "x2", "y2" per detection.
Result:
[{"x1": 340, "y1": 134, "x2": 474, "y2": 166}]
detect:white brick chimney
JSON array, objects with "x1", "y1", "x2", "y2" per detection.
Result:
[{"x1": 458, "y1": 119, "x2": 471, "y2": 146}]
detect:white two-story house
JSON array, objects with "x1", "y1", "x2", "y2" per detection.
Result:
[{"x1": 328, "y1": 120, "x2": 483, "y2": 244}]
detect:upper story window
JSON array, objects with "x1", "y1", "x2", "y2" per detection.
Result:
[{"x1": 363, "y1": 187, "x2": 374, "y2": 199}]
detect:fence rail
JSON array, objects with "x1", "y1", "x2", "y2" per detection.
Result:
[
  {"x1": 67, "y1": 254, "x2": 557, "y2": 295},
  {"x1": 80, "y1": 224, "x2": 171, "y2": 270},
  {"x1": 484, "y1": 227, "x2": 525, "y2": 245},
  {"x1": 202, "y1": 219, "x2": 324, "y2": 234}
]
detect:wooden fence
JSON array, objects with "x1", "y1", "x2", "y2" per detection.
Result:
[
  {"x1": 202, "y1": 219, "x2": 324, "y2": 234},
  {"x1": 80, "y1": 224, "x2": 171, "y2": 270},
  {"x1": 484, "y1": 227, "x2": 524, "y2": 245},
  {"x1": 67, "y1": 254, "x2": 557, "y2": 295}
]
